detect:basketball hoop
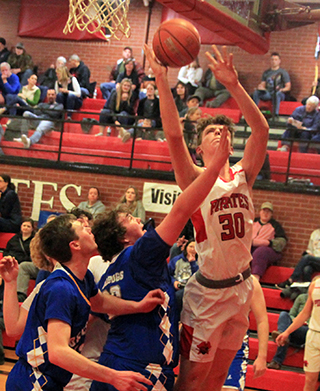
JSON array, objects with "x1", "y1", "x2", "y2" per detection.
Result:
[{"x1": 63, "y1": 0, "x2": 131, "y2": 40}]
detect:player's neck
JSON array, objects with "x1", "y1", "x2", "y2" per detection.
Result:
[
  {"x1": 65, "y1": 254, "x2": 91, "y2": 280},
  {"x1": 219, "y1": 162, "x2": 231, "y2": 181}
]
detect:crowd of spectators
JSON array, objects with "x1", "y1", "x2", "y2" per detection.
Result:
[{"x1": 1, "y1": 39, "x2": 320, "y2": 155}]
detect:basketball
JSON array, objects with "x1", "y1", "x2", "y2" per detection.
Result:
[{"x1": 152, "y1": 19, "x2": 201, "y2": 68}]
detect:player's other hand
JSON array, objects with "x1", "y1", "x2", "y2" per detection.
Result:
[
  {"x1": 252, "y1": 356, "x2": 266, "y2": 378},
  {"x1": 206, "y1": 45, "x2": 238, "y2": 87},
  {"x1": 143, "y1": 44, "x2": 167, "y2": 78},
  {"x1": 276, "y1": 331, "x2": 289, "y2": 346},
  {"x1": 0, "y1": 256, "x2": 19, "y2": 283},
  {"x1": 138, "y1": 288, "x2": 165, "y2": 313},
  {"x1": 111, "y1": 370, "x2": 152, "y2": 391}
]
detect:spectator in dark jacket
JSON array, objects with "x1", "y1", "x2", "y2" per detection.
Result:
[
  {"x1": 69, "y1": 54, "x2": 91, "y2": 97},
  {"x1": 116, "y1": 58, "x2": 140, "y2": 103},
  {"x1": 0, "y1": 38, "x2": 10, "y2": 64},
  {"x1": 0, "y1": 174, "x2": 22, "y2": 233},
  {"x1": 3, "y1": 218, "x2": 35, "y2": 263},
  {"x1": 8, "y1": 42, "x2": 33, "y2": 86},
  {"x1": 137, "y1": 83, "x2": 161, "y2": 127}
]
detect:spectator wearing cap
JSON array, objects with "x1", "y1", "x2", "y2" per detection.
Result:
[
  {"x1": 280, "y1": 95, "x2": 320, "y2": 153},
  {"x1": 194, "y1": 67, "x2": 230, "y2": 107},
  {"x1": 0, "y1": 38, "x2": 10, "y2": 63},
  {"x1": 69, "y1": 54, "x2": 91, "y2": 98},
  {"x1": 251, "y1": 202, "x2": 287, "y2": 281},
  {"x1": 0, "y1": 62, "x2": 20, "y2": 107},
  {"x1": 100, "y1": 46, "x2": 145, "y2": 100},
  {"x1": 178, "y1": 58, "x2": 203, "y2": 95},
  {"x1": 8, "y1": 42, "x2": 34, "y2": 86},
  {"x1": 179, "y1": 94, "x2": 201, "y2": 118}
]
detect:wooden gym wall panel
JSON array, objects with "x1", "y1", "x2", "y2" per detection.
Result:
[{"x1": 1, "y1": 162, "x2": 320, "y2": 270}]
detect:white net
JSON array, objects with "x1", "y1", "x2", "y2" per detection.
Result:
[{"x1": 63, "y1": 0, "x2": 131, "y2": 40}]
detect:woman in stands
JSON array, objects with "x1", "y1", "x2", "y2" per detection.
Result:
[
  {"x1": 3, "y1": 218, "x2": 35, "y2": 263},
  {"x1": 55, "y1": 66, "x2": 82, "y2": 119},
  {"x1": 4, "y1": 74, "x2": 40, "y2": 116},
  {"x1": 173, "y1": 81, "x2": 189, "y2": 115},
  {"x1": 96, "y1": 78, "x2": 135, "y2": 137},
  {"x1": 0, "y1": 174, "x2": 22, "y2": 233},
  {"x1": 78, "y1": 187, "x2": 106, "y2": 219},
  {"x1": 116, "y1": 58, "x2": 140, "y2": 103},
  {"x1": 178, "y1": 58, "x2": 203, "y2": 95},
  {"x1": 117, "y1": 185, "x2": 145, "y2": 222}
]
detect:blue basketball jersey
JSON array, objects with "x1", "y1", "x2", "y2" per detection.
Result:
[
  {"x1": 7, "y1": 264, "x2": 98, "y2": 391},
  {"x1": 97, "y1": 228, "x2": 179, "y2": 379}
]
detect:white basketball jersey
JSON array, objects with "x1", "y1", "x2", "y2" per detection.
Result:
[
  {"x1": 192, "y1": 164, "x2": 254, "y2": 280},
  {"x1": 310, "y1": 278, "x2": 320, "y2": 332}
]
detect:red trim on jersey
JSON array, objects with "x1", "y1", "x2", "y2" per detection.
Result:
[
  {"x1": 180, "y1": 323, "x2": 194, "y2": 359},
  {"x1": 192, "y1": 209, "x2": 207, "y2": 244}
]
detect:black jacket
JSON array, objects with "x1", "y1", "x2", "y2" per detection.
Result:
[
  {"x1": 3, "y1": 232, "x2": 34, "y2": 263},
  {"x1": 0, "y1": 188, "x2": 22, "y2": 231}
]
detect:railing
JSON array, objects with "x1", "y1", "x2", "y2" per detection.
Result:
[{"x1": 1, "y1": 108, "x2": 320, "y2": 190}]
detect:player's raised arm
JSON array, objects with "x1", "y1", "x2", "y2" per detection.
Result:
[
  {"x1": 144, "y1": 44, "x2": 202, "y2": 190},
  {"x1": 206, "y1": 45, "x2": 269, "y2": 187}
]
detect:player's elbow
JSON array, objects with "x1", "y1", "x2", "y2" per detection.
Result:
[{"x1": 47, "y1": 346, "x2": 65, "y2": 367}]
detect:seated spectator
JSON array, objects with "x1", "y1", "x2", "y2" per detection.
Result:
[
  {"x1": 179, "y1": 94, "x2": 201, "y2": 118},
  {"x1": 168, "y1": 238, "x2": 198, "y2": 320},
  {"x1": 78, "y1": 187, "x2": 106, "y2": 218},
  {"x1": 117, "y1": 185, "x2": 145, "y2": 222},
  {"x1": 194, "y1": 67, "x2": 230, "y2": 108},
  {"x1": 178, "y1": 58, "x2": 203, "y2": 95},
  {"x1": 38, "y1": 56, "x2": 67, "y2": 100},
  {"x1": 252, "y1": 52, "x2": 291, "y2": 116},
  {"x1": 139, "y1": 66, "x2": 156, "y2": 99},
  {"x1": 280, "y1": 96, "x2": 320, "y2": 153},
  {"x1": 13, "y1": 89, "x2": 63, "y2": 149},
  {"x1": 0, "y1": 62, "x2": 20, "y2": 107},
  {"x1": 169, "y1": 219, "x2": 194, "y2": 260},
  {"x1": 0, "y1": 38, "x2": 10, "y2": 63},
  {"x1": 100, "y1": 46, "x2": 144, "y2": 100},
  {"x1": 7, "y1": 42, "x2": 34, "y2": 86},
  {"x1": 55, "y1": 65, "x2": 82, "y2": 118},
  {"x1": 251, "y1": 202, "x2": 287, "y2": 281},
  {"x1": 3, "y1": 218, "x2": 35, "y2": 263},
  {"x1": 267, "y1": 292, "x2": 308, "y2": 370},
  {"x1": 116, "y1": 58, "x2": 140, "y2": 103},
  {"x1": 173, "y1": 81, "x2": 189, "y2": 114},
  {"x1": 277, "y1": 228, "x2": 320, "y2": 288},
  {"x1": 96, "y1": 78, "x2": 135, "y2": 137},
  {"x1": 119, "y1": 118, "x2": 158, "y2": 142},
  {"x1": 16, "y1": 214, "x2": 57, "y2": 302},
  {"x1": 0, "y1": 174, "x2": 22, "y2": 233},
  {"x1": 5, "y1": 74, "x2": 40, "y2": 116},
  {"x1": 137, "y1": 83, "x2": 160, "y2": 127},
  {"x1": 182, "y1": 106, "x2": 202, "y2": 148},
  {"x1": 69, "y1": 54, "x2": 91, "y2": 98}
]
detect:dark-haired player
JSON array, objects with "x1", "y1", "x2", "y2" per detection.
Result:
[
  {"x1": 144, "y1": 44, "x2": 269, "y2": 391},
  {"x1": 0, "y1": 214, "x2": 165, "y2": 391},
  {"x1": 89, "y1": 124, "x2": 230, "y2": 391}
]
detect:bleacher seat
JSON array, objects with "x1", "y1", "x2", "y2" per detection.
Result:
[{"x1": 0, "y1": 233, "x2": 15, "y2": 250}]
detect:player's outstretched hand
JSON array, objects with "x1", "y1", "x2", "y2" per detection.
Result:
[
  {"x1": 138, "y1": 288, "x2": 165, "y2": 313},
  {"x1": 143, "y1": 44, "x2": 167, "y2": 78},
  {"x1": 209, "y1": 125, "x2": 231, "y2": 171},
  {"x1": 276, "y1": 331, "x2": 289, "y2": 346},
  {"x1": 205, "y1": 45, "x2": 238, "y2": 87},
  {"x1": 111, "y1": 370, "x2": 152, "y2": 391},
  {"x1": 252, "y1": 356, "x2": 266, "y2": 378},
  {"x1": 0, "y1": 256, "x2": 19, "y2": 283}
]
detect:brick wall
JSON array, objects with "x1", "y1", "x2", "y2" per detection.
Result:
[
  {"x1": 1, "y1": 0, "x2": 318, "y2": 101},
  {"x1": 1, "y1": 163, "x2": 319, "y2": 270}
]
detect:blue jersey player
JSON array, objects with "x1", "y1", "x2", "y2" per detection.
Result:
[
  {"x1": 90, "y1": 131, "x2": 231, "y2": 391},
  {"x1": 0, "y1": 214, "x2": 166, "y2": 391}
]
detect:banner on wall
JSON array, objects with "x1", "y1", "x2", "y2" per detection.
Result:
[{"x1": 142, "y1": 182, "x2": 182, "y2": 214}]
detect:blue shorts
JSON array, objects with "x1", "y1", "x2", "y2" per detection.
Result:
[
  {"x1": 222, "y1": 331, "x2": 249, "y2": 391},
  {"x1": 90, "y1": 352, "x2": 175, "y2": 391},
  {"x1": 6, "y1": 359, "x2": 65, "y2": 391}
]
